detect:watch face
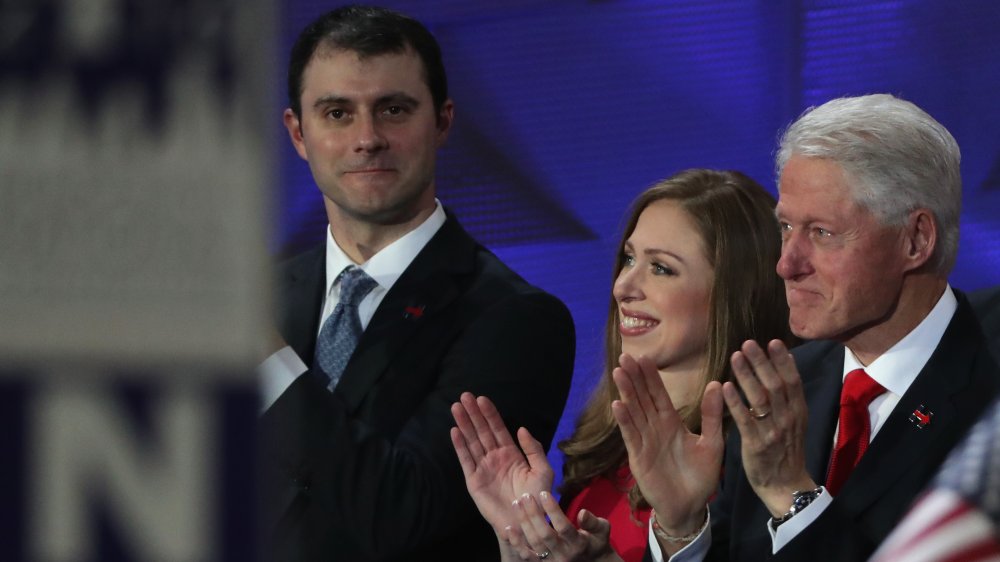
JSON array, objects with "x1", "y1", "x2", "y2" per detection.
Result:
[
  {"x1": 792, "y1": 489, "x2": 821, "y2": 511},
  {"x1": 774, "y1": 488, "x2": 823, "y2": 530}
]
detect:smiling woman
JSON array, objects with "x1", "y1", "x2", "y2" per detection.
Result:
[
  {"x1": 614, "y1": 198, "x2": 714, "y2": 409},
  {"x1": 450, "y1": 168, "x2": 798, "y2": 562},
  {"x1": 553, "y1": 168, "x2": 796, "y2": 561}
]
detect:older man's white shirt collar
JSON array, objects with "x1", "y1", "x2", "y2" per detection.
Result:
[{"x1": 843, "y1": 285, "x2": 957, "y2": 396}]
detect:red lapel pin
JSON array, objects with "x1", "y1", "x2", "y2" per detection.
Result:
[
  {"x1": 403, "y1": 305, "x2": 425, "y2": 320},
  {"x1": 909, "y1": 404, "x2": 933, "y2": 429}
]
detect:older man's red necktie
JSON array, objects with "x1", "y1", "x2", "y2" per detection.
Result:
[{"x1": 825, "y1": 368, "x2": 886, "y2": 496}]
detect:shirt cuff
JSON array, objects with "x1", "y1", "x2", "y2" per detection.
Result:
[
  {"x1": 647, "y1": 509, "x2": 712, "y2": 562},
  {"x1": 258, "y1": 346, "x2": 308, "y2": 413},
  {"x1": 768, "y1": 487, "x2": 833, "y2": 553}
]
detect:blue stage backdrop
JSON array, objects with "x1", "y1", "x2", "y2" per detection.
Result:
[{"x1": 277, "y1": 0, "x2": 1000, "y2": 487}]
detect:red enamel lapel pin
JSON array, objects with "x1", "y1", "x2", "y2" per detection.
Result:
[{"x1": 909, "y1": 404, "x2": 933, "y2": 429}]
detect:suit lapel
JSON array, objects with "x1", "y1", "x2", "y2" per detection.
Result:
[
  {"x1": 332, "y1": 213, "x2": 476, "y2": 413},
  {"x1": 801, "y1": 344, "x2": 844, "y2": 483},
  {"x1": 836, "y1": 298, "x2": 985, "y2": 511},
  {"x1": 279, "y1": 246, "x2": 325, "y2": 363}
]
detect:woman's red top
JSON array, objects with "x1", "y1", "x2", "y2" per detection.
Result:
[{"x1": 564, "y1": 465, "x2": 651, "y2": 562}]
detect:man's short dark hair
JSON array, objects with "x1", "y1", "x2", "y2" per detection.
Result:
[{"x1": 287, "y1": 5, "x2": 448, "y2": 118}]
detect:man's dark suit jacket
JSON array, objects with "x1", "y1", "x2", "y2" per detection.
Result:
[
  {"x1": 259, "y1": 212, "x2": 576, "y2": 561},
  {"x1": 691, "y1": 291, "x2": 1000, "y2": 562},
  {"x1": 969, "y1": 285, "x2": 1000, "y2": 360}
]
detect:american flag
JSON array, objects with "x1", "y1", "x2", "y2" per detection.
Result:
[{"x1": 870, "y1": 399, "x2": 1000, "y2": 561}]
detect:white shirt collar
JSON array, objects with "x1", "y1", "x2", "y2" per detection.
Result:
[
  {"x1": 324, "y1": 200, "x2": 447, "y2": 296},
  {"x1": 843, "y1": 285, "x2": 958, "y2": 395}
]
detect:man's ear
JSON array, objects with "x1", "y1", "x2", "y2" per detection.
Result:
[
  {"x1": 903, "y1": 208, "x2": 937, "y2": 272},
  {"x1": 435, "y1": 99, "x2": 455, "y2": 147},
  {"x1": 283, "y1": 108, "x2": 309, "y2": 161}
]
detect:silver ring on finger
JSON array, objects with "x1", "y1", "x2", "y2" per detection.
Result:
[
  {"x1": 535, "y1": 551, "x2": 550, "y2": 560},
  {"x1": 749, "y1": 406, "x2": 771, "y2": 420}
]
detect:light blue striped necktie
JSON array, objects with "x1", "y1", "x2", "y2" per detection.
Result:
[{"x1": 314, "y1": 266, "x2": 378, "y2": 391}]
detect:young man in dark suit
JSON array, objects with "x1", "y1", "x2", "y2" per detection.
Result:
[
  {"x1": 610, "y1": 94, "x2": 999, "y2": 562},
  {"x1": 258, "y1": 6, "x2": 576, "y2": 560}
]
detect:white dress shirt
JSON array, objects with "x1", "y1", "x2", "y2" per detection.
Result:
[
  {"x1": 258, "y1": 202, "x2": 447, "y2": 412},
  {"x1": 650, "y1": 286, "x2": 958, "y2": 562}
]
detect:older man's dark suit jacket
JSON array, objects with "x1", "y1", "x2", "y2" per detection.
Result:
[
  {"x1": 698, "y1": 291, "x2": 1000, "y2": 562},
  {"x1": 259, "y1": 213, "x2": 576, "y2": 561},
  {"x1": 969, "y1": 285, "x2": 1000, "y2": 360}
]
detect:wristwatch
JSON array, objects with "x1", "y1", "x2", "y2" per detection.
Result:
[{"x1": 770, "y1": 487, "x2": 823, "y2": 530}]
